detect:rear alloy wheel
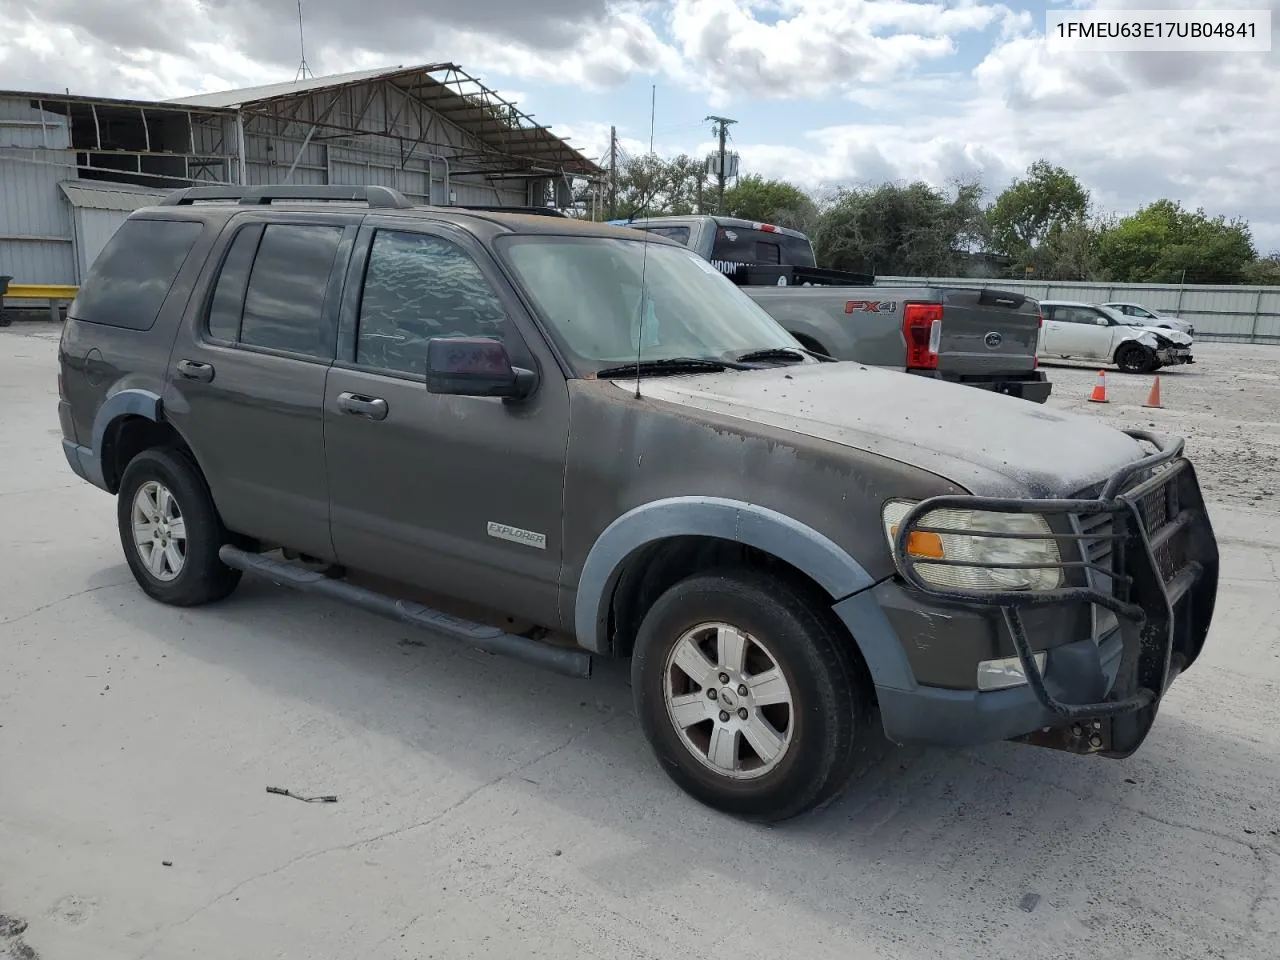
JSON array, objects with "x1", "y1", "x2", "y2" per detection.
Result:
[
  {"x1": 117, "y1": 447, "x2": 241, "y2": 606},
  {"x1": 1116, "y1": 343, "x2": 1157, "y2": 374},
  {"x1": 632, "y1": 569, "x2": 871, "y2": 822}
]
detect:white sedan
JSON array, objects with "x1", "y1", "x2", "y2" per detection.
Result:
[
  {"x1": 1102, "y1": 301, "x2": 1195, "y2": 336},
  {"x1": 1038, "y1": 301, "x2": 1195, "y2": 373}
]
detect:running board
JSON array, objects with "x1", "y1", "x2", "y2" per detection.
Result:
[{"x1": 218, "y1": 545, "x2": 592, "y2": 679}]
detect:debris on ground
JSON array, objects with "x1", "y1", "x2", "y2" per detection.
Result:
[{"x1": 266, "y1": 786, "x2": 338, "y2": 803}]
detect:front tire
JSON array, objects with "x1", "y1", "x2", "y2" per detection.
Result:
[
  {"x1": 117, "y1": 447, "x2": 241, "y2": 606},
  {"x1": 1115, "y1": 343, "x2": 1157, "y2": 373},
  {"x1": 632, "y1": 568, "x2": 872, "y2": 822}
]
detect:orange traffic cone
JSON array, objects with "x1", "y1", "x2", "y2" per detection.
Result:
[
  {"x1": 1088, "y1": 369, "x2": 1109, "y2": 403},
  {"x1": 1143, "y1": 376, "x2": 1163, "y2": 409}
]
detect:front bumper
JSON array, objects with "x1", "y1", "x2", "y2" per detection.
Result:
[
  {"x1": 1157, "y1": 346, "x2": 1194, "y2": 365},
  {"x1": 874, "y1": 430, "x2": 1219, "y2": 757}
]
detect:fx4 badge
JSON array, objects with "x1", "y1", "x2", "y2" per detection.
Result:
[{"x1": 844, "y1": 300, "x2": 898, "y2": 314}]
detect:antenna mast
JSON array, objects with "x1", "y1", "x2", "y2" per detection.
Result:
[{"x1": 295, "y1": 0, "x2": 314, "y2": 81}]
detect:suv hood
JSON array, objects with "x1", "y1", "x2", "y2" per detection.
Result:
[{"x1": 622, "y1": 363, "x2": 1149, "y2": 498}]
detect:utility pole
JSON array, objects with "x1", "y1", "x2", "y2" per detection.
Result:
[
  {"x1": 608, "y1": 125, "x2": 618, "y2": 220},
  {"x1": 705, "y1": 115, "x2": 736, "y2": 214}
]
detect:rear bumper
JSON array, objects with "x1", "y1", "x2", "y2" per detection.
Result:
[
  {"x1": 913, "y1": 369, "x2": 1053, "y2": 403},
  {"x1": 870, "y1": 430, "x2": 1218, "y2": 757},
  {"x1": 62, "y1": 437, "x2": 107, "y2": 490}
]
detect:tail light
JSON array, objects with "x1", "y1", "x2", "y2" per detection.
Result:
[
  {"x1": 903, "y1": 303, "x2": 943, "y2": 370},
  {"x1": 57, "y1": 371, "x2": 66, "y2": 400}
]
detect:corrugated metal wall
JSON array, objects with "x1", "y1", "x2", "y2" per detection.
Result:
[
  {"x1": 239, "y1": 79, "x2": 529, "y2": 207},
  {"x1": 0, "y1": 97, "x2": 77, "y2": 284},
  {"x1": 876, "y1": 276, "x2": 1280, "y2": 344}
]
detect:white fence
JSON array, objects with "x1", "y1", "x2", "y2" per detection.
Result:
[{"x1": 876, "y1": 277, "x2": 1280, "y2": 344}]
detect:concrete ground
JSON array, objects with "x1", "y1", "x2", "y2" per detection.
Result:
[{"x1": 1, "y1": 327, "x2": 1277, "y2": 960}]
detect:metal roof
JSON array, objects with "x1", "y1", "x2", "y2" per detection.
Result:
[
  {"x1": 58, "y1": 179, "x2": 170, "y2": 212},
  {"x1": 168, "y1": 63, "x2": 600, "y2": 177},
  {"x1": 168, "y1": 65, "x2": 415, "y2": 109}
]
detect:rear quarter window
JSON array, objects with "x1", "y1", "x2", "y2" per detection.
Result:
[
  {"x1": 70, "y1": 218, "x2": 203, "y2": 331},
  {"x1": 638, "y1": 225, "x2": 691, "y2": 245}
]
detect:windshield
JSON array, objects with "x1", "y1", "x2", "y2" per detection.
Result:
[{"x1": 500, "y1": 236, "x2": 804, "y2": 374}]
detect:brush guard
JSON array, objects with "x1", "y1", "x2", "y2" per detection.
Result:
[{"x1": 892, "y1": 430, "x2": 1219, "y2": 757}]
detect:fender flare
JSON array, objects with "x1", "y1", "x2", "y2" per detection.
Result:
[
  {"x1": 574, "y1": 496, "x2": 879, "y2": 655},
  {"x1": 82, "y1": 388, "x2": 162, "y2": 490}
]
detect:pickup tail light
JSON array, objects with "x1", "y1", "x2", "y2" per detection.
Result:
[
  {"x1": 903, "y1": 303, "x2": 943, "y2": 370},
  {"x1": 57, "y1": 371, "x2": 66, "y2": 400}
]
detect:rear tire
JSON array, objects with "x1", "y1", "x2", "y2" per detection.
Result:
[
  {"x1": 117, "y1": 447, "x2": 241, "y2": 606},
  {"x1": 1116, "y1": 343, "x2": 1157, "y2": 374},
  {"x1": 632, "y1": 568, "x2": 872, "y2": 822}
]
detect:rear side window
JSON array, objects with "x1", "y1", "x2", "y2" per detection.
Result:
[
  {"x1": 205, "y1": 226, "x2": 261, "y2": 342},
  {"x1": 238, "y1": 224, "x2": 344, "y2": 359},
  {"x1": 71, "y1": 218, "x2": 202, "y2": 331}
]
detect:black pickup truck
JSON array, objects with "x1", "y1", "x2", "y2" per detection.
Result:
[{"x1": 618, "y1": 215, "x2": 1052, "y2": 402}]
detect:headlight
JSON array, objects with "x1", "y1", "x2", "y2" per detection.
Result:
[{"x1": 882, "y1": 500, "x2": 1064, "y2": 592}]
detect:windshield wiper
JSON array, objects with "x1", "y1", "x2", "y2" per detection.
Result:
[
  {"x1": 595, "y1": 357, "x2": 746, "y2": 378},
  {"x1": 735, "y1": 347, "x2": 810, "y2": 364}
]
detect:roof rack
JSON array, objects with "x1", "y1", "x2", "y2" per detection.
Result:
[
  {"x1": 159, "y1": 184, "x2": 415, "y2": 209},
  {"x1": 450, "y1": 205, "x2": 568, "y2": 218}
]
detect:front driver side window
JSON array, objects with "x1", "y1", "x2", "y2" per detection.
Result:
[{"x1": 356, "y1": 230, "x2": 508, "y2": 376}]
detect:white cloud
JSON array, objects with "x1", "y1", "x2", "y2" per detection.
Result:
[{"x1": 1, "y1": 0, "x2": 1277, "y2": 251}]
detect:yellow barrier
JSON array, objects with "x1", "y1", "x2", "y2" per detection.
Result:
[
  {"x1": 4, "y1": 284, "x2": 79, "y2": 301},
  {"x1": 0, "y1": 283, "x2": 78, "y2": 325}
]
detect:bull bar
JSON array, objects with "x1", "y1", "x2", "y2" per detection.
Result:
[{"x1": 891, "y1": 430, "x2": 1219, "y2": 757}]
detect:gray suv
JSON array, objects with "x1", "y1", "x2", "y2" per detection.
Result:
[{"x1": 57, "y1": 185, "x2": 1219, "y2": 822}]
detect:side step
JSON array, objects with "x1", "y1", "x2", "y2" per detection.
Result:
[{"x1": 218, "y1": 545, "x2": 592, "y2": 679}]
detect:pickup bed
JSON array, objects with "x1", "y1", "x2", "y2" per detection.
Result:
[{"x1": 621, "y1": 215, "x2": 1052, "y2": 402}]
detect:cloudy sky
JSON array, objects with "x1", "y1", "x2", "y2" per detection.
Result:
[{"x1": 2, "y1": 0, "x2": 1277, "y2": 252}]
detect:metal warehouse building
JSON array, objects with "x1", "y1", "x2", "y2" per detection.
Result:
[{"x1": 0, "y1": 63, "x2": 600, "y2": 286}]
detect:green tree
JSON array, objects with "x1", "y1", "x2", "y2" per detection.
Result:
[
  {"x1": 607, "y1": 153, "x2": 709, "y2": 220},
  {"x1": 723, "y1": 175, "x2": 819, "y2": 234},
  {"x1": 814, "y1": 179, "x2": 987, "y2": 277},
  {"x1": 1025, "y1": 219, "x2": 1103, "y2": 281},
  {"x1": 988, "y1": 160, "x2": 1091, "y2": 264},
  {"x1": 1243, "y1": 252, "x2": 1280, "y2": 285},
  {"x1": 1096, "y1": 199, "x2": 1257, "y2": 284}
]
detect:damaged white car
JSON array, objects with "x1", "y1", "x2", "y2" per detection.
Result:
[{"x1": 1037, "y1": 301, "x2": 1194, "y2": 373}]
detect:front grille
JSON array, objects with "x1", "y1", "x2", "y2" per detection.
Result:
[
  {"x1": 1078, "y1": 510, "x2": 1115, "y2": 569},
  {"x1": 1073, "y1": 464, "x2": 1189, "y2": 589}
]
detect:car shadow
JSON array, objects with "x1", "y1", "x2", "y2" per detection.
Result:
[{"x1": 95, "y1": 567, "x2": 1277, "y2": 959}]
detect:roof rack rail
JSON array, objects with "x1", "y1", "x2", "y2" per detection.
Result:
[
  {"x1": 450, "y1": 204, "x2": 568, "y2": 218},
  {"x1": 159, "y1": 184, "x2": 415, "y2": 209}
]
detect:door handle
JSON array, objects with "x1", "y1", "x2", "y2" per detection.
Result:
[
  {"x1": 175, "y1": 359, "x2": 215, "y2": 382},
  {"x1": 336, "y1": 392, "x2": 389, "y2": 421}
]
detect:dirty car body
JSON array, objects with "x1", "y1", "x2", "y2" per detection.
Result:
[{"x1": 57, "y1": 186, "x2": 1219, "y2": 822}]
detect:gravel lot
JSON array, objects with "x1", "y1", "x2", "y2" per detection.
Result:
[{"x1": 1, "y1": 327, "x2": 1277, "y2": 960}]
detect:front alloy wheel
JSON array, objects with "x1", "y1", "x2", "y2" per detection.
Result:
[
  {"x1": 633, "y1": 568, "x2": 873, "y2": 822},
  {"x1": 664, "y1": 622, "x2": 795, "y2": 779}
]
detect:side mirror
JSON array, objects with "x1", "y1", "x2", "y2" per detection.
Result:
[
  {"x1": 1096, "y1": 316, "x2": 1109, "y2": 326},
  {"x1": 425, "y1": 336, "x2": 535, "y2": 399}
]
